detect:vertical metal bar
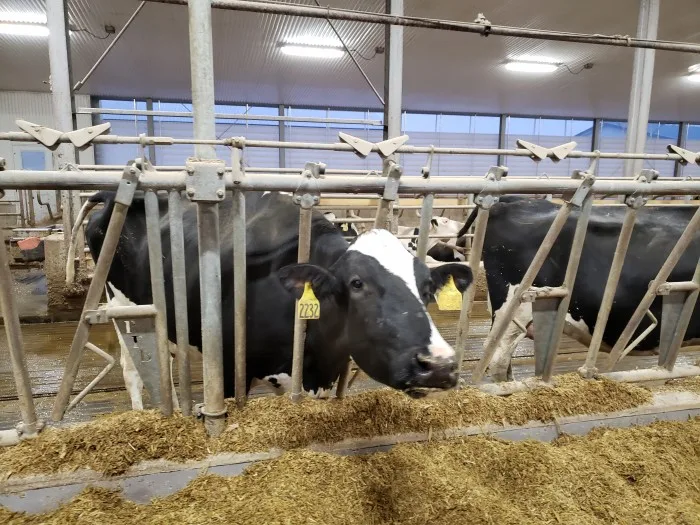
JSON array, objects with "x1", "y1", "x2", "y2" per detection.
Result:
[
  {"x1": 52, "y1": 170, "x2": 137, "y2": 421},
  {"x1": 603, "y1": 206, "x2": 700, "y2": 371},
  {"x1": 416, "y1": 194, "x2": 434, "y2": 261},
  {"x1": 374, "y1": 161, "x2": 402, "y2": 230},
  {"x1": 17, "y1": 190, "x2": 26, "y2": 228},
  {"x1": 197, "y1": 203, "x2": 226, "y2": 433},
  {"x1": 0, "y1": 230, "x2": 40, "y2": 436},
  {"x1": 335, "y1": 359, "x2": 351, "y2": 399},
  {"x1": 231, "y1": 147, "x2": 247, "y2": 407},
  {"x1": 538, "y1": 194, "x2": 594, "y2": 382},
  {"x1": 455, "y1": 206, "x2": 489, "y2": 370},
  {"x1": 189, "y1": 0, "x2": 217, "y2": 160},
  {"x1": 278, "y1": 105, "x2": 286, "y2": 169},
  {"x1": 579, "y1": 205, "x2": 638, "y2": 377},
  {"x1": 46, "y1": 0, "x2": 81, "y2": 252},
  {"x1": 497, "y1": 114, "x2": 507, "y2": 166},
  {"x1": 675, "y1": 122, "x2": 688, "y2": 181},
  {"x1": 624, "y1": 0, "x2": 659, "y2": 178},
  {"x1": 291, "y1": 207, "x2": 313, "y2": 402},
  {"x1": 383, "y1": 0, "x2": 403, "y2": 142},
  {"x1": 26, "y1": 190, "x2": 35, "y2": 226},
  {"x1": 472, "y1": 202, "x2": 574, "y2": 383},
  {"x1": 144, "y1": 190, "x2": 173, "y2": 416},
  {"x1": 146, "y1": 98, "x2": 157, "y2": 164},
  {"x1": 188, "y1": 0, "x2": 226, "y2": 435},
  {"x1": 591, "y1": 118, "x2": 602, "y2": 152},
  {"x1": 657, "y1": 259, "x2": 700, "y2": 370},
  {"x1": 168, "y1": 191, "x2": 192, "y2": 416}
]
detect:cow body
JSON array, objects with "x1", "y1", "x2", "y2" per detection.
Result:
[
  {"x1": 471, "y1": 197, "x2": 700, "y2": 380},
  {"x1": 85, "y1": 191, "x2": 473, "y2": 402},
  {"x1": 398, "y1": 216, "x2": 465, "y2": 262}
]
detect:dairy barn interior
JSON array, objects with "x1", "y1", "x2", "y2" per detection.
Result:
[{"x1": 1, "y1": 0, "x2": 700, "y2": 523}]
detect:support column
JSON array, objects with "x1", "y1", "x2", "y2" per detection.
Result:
[
  {"x1": 278, "y1": 104, "x2": 286, "y2": 169},
  {"x1": 46, "y1": 0, "x2": 82, "y2": 251},
  {"x1": 497, "y1": 114, "x2": 507, "y2": 166},
  {"x1": 624, "y1": 0, "x2": 660, "y2": 178},
  {"x1": 146, "y1": 98, "x2": 157, "y2": 164},
  {"x1": 383, "y1": 0, "x2": 403, "y2": 142}
]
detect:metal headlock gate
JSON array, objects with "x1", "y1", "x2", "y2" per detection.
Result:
[{"x1": 1, "y1": 0, "x2": 700, "y2": 447}]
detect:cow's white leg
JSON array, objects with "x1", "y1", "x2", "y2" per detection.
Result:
[{"x1": 488, "y1": 284, "x2": 533, "y2": 382}]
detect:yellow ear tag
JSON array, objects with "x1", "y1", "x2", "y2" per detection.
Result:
[
  {"x1": 298, "y1": 282, "x2": 321, "y2": 320},
  {"x1": 341, "y1": 223, "x2": 349, "y2": 232},
  {"x1": 436, "y1": 275, "x2": 463, "y2": 311}
]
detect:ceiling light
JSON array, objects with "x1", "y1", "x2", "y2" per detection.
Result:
[
  {"x1": 0, "y1": 12, "x2": 47, "y2": 24},
  {"x1": 280, "y1": 44, "x2": 344, "y2": 59},
  {"x1": 688, "y1": 64, "x2": 700, "y2": 73},
  {"x1": 687, "y1": 73, "x2": 700, "y2": 84},
  {"x1": 505, "y1": 61, "x2": 559, "y2": 73},
  {"x1": 0, "y1": 22, "x2": 49, "y2": 37}
]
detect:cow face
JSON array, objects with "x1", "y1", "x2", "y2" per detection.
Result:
[
  {"x1": 430, "y1": 216, "x2": 462, "y2": 238},
  {"x1": 279, "y1": 229, "x2": 472, "y2": 397}
]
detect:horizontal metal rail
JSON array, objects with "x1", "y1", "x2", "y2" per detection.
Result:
[
  {"x1": 3, "y1": 170, "x2": 700, "y2": 195},
  {"x1": 0, "y1": 133, "x2": 694, "y2": 163},
  {"x1": 77, "y1": 107, "x2": 383, "y2": 126},
  {"x1": 145, "y1": 0, "x2": 700, "y2": 54}
]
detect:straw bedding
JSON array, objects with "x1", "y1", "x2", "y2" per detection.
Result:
[
  {"x1": 0, "y1": 374, "x2": 651, "y2": 478},
  {"x1": 1, "y1": 417, "x2": 699, "y2": 525}
]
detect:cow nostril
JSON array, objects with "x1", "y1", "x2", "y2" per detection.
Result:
[{"x1": 415, "y1": 353, "x2": 433, "y2": 372}]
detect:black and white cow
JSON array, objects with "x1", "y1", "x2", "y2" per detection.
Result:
[
  {"x1": 323, "y1": 212, "x2": 359, "y2": 239},
  {"x1": 85, "y1": 190, "x2": 473, "y2": 401},
  {"x1": 461, "y1": 196, "x2": 700, "y2": 381},
  {"x1": 398, "y1": 216, "x2": 465, "y2": 262}
]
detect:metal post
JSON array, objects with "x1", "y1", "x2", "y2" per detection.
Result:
[
  {"x1": 534, "y1": 191, "x2": 594, "y2": 382},
  {"x1": 383, "y1": 0, "x2": 403, "y2": 142},
  {"x1": 603, "y1": 205, "x2": 700, "y2": 371},
  {"x1": 624, "y1": 0, "x2": 659, "y2": 178},
  {"x1": 374, "y1": 161, "x2": 402, "y2": 230},
  {"x1": 471, "y1": 190, "x2": 587, "y2": 383},
  {"x1": 188, "y1": 0, "x2": 226, "y2": 436},
  {"x1": 291, "y1": 207, "x2": 313, "y2": 402},
  {"x1": 675, "y1": 122, "x2": 688, "y2": 180},
  {"x1": 278, "y1": 105, "x2": 286, "y2": 169},
  {"x1": 17, "y1": 190, "x2": 26, "y2": 228},
  {"x1": 144, "y1": 190, "x2": 174, "y2": 416},
  {"x1": 52, "y1": 167, "x2": 139, "y2": 421},
  {"x1": 455, "y1": 205, "x2": 489, "y2": 369},
  {"x1": 232, "y1": 147, "x2": 247, "y2": 408},
  {"x1": 497, "y1": 115, "x2": 507, "y2": 166},
  {"x1": 0, "y1": 230, "x2": 41, "y2": 438},
  {"x1": 146, "y1": 98, "x2": 157, "y2": 164},
  {"x1": 579, "y1": 187, "x2": 647, "y2": 378},
  {"x1": 168, "y1": 191, "x2": 192, "y2": 415},
  {"x1": 591, "y1": 118, "x2": 602, "y2": 152},
  {"x1": 46, "y1": 0, "x2": 82, "y2": 252},
  {"x1": 657, "y1": 258, "x2": 700, "y2": 371},
  {"x1": 415, "y1": 194, "x2": 434, "y2": 261}
]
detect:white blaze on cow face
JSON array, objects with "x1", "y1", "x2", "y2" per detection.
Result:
[{"x1": 347, "y1": 229, "x2": 455, "y2": 359}]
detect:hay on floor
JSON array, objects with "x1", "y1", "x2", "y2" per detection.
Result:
[
  {"x1": 2, "y1": 418, "x2": 699, "y2": 525},
  {"x1": 0, "y1": 374, "x2": 651, "y2": 478}
]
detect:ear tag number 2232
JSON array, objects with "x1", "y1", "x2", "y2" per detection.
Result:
[
  {"x1": 297, "y1": 282, "x2": 321, "y2": 320},
  {"x1": 436, "y1": 275, "x2": 462, "y2": 311}
]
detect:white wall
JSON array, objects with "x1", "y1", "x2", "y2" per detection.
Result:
[{"x1": 0, "y1": 90, "x2": 95, "y2": 226}]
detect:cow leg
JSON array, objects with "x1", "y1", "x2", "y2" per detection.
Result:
[{"x1": 487, "y1": 284, "x2": 533, "y2": 382}]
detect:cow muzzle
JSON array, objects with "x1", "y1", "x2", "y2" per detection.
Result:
[{"x1": 405, "y1": 353, "x2": 458, "y2": 397}]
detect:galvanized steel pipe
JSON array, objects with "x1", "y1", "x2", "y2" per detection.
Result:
[{"x1": 291, "y1": 207, "x2": 313, "y2": 402}]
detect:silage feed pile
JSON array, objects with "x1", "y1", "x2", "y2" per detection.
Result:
[
  {"x1": 2, "y1": 418, "x2": 699, "y2": 525},
  {"x1": 0, "y1": 374, "x2": 652, "y2": 478}
]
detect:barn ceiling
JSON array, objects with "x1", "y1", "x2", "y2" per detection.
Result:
[{"x1": 1, "y1": 0, "x2": 699, "y2": 121}]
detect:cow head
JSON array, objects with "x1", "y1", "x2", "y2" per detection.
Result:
[
  {"x1": 430, "y1": 216, "x2": 462, "y2": 238},
  {"x1": 279, "y1": 229, "x2": 472, "y2": 397}
]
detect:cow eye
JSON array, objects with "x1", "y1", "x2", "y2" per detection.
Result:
[{"x1": 350, "y1": 278, "x2": 363, "y2": 290}]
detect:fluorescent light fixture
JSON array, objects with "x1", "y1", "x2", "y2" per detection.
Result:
[
  {"x1": 0, "y1": 22, "x2": 49, "y2": 37},
  {"x1": 0, "y1": 11, "x2": 47, "y2": 24},
  {"x1": 285, "y1": 35, "x2": 341, "y2": 47},
  {"x1": 688, "y1": 64, "x2": 700, "y2": 73},
  {"x1": 0, "y1": 11, "x2": 48, "y2": 37},
  {"x1": 505, "y1": 61, "x2": 558, "y2": 73},
  {"x1": 687, "y1": 73, "x2": 700, "y2": 84},
  {"x1": 280, "y1": 43, "x2": 344, "y2": 58}
]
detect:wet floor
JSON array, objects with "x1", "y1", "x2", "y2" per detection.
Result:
[{"x1": 1, "y1": 296, "x2": 699, "y2": 431}]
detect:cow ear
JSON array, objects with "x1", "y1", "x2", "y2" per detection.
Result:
[
  {"x1": 278, "y1": 264, "x2": 340, "y2": 300},
  {"x1": 430, "y1": 218, "x2": 438, "y2": 227},
  {"x1": 430, "y1": 263, "x2": 473, "y2": 294}
]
